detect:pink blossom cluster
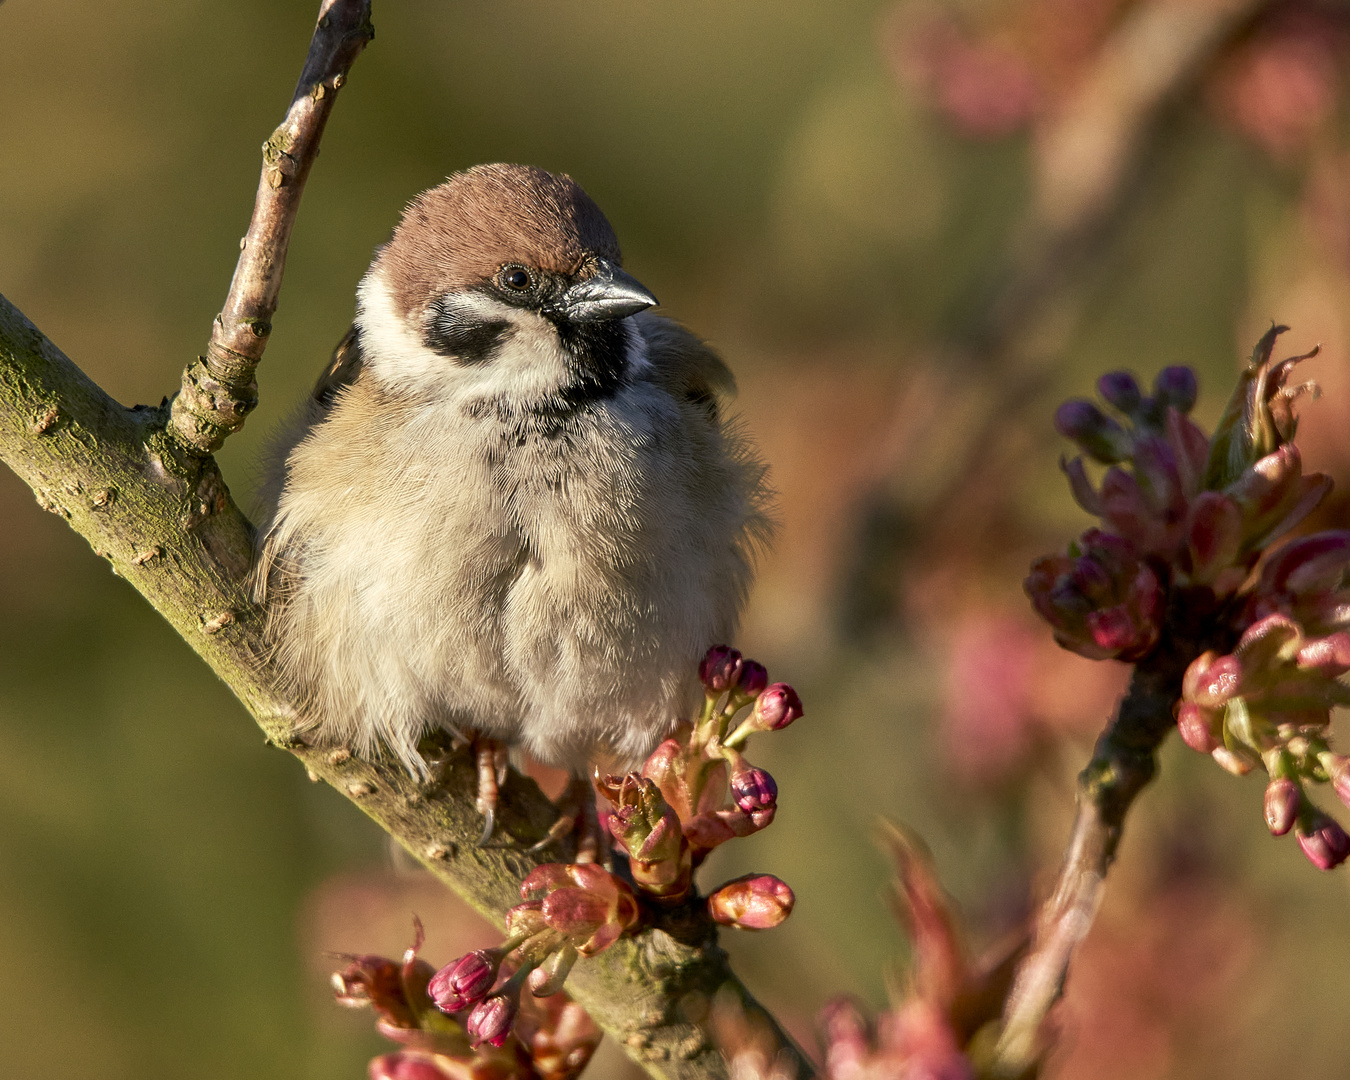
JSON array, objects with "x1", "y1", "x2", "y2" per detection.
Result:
[
  {"x1": 1028, "y1": 327, "x2": 1350, "y2": 869},
  {"x1": 421, "y1": 647, "x2": 802, "y2": 1050}
]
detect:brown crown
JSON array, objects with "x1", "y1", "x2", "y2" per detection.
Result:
[{"x1": 375, "y1": 164, "x2": 622, "y2": 319}]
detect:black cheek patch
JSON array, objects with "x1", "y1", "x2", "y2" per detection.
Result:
[{"x1": 426, "y1": 296, "x2": 513, "y2": 364}]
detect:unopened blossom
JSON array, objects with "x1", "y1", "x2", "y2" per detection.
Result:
[
  {"x1": 602, "y1": 774, "x2": 691, "y2": 899},
  {"x1": 467, "y1": 993, "x2": 519, "y2": 1049},
  {"x1": 428, "y1": 950, "x2": 499, "y2": 1015},
  {"x1": 1264, "y1": 777, "x2": 1301, "y2": 836},
  {"x1": 1025, "y1": 529, "x2": 1163, "y2": 661},
  {"x1": 699, "y1": 645, "x2": 744, "y2": 694},
  {"x1": 708, "y1": 874, "x2": 795, "y2": 929},
  {"x1": 516, "y1": 862, "x2": 640, "y2": 957},
  {"x1": 1296, "y1": 812, "x2": 1350, "y2": 870}
]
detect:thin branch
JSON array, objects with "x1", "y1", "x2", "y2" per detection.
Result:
[
  {"x1": 168, "y1": 0, "x2": 374, "y2": 456},
  {"x1": 0, "y1": 5, "x2": 814, "y2": 1076},
  {"x1": 990, "y1": 646, "x2": 1194, "y2": 1077},
  {"x1": 838, "y1": 0, "x2": 1270, "y2": 638}
]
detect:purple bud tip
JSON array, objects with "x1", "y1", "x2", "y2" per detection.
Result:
[
  {"x1": 731, "y1": 766, "x2": 778, "y2": 815},
  {"x1": 1053, "y1": 400, "x2": 1130, "y2": 463},
  {"x1": 428, "y1": 951, "x2": 497, "y2": 1014},
  {"x1": 1054, "y1": 399, "x2": 1109, "y2": 440},
  {"x1": 1097, "y1": 371, "x2": 1143, "y2": 413},
  {"x1": 753, "y1": 683, "x2": 804, "y2": 731},
  {"x1": 1153, "y1": 366, "x2": 1199, "y2": 414},
  {"x1": 699, "y1": 645, "x2": 743, "y2": 694},
  {"x1": 1263, "y1": 778, "x2": 1301, "y2": 836},
  {"x1": 736, "y1": 660, "x2": 770, "y2": 698},
  {"x1": 1296, "y1": 814, "x2": 1350, "y2": 871},
  {"x1": 466, "y1": 993, "x2": 518, "y2": 1049}
]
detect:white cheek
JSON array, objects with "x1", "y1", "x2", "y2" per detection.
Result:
[{"x1": 356, "y1": 273, "x2": 573, "y2": 404}]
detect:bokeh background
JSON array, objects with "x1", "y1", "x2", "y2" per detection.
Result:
[{"x1": 3, "y1": 0, "x2": 1350, "y2": 1077}]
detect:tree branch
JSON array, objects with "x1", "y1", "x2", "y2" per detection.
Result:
[
  {"x1": 0, "y1": 5, "x2": 813, "y2": 1078},
  {"x1": 990, "y1": 644, "x2": 1194, "y2": 1077},
  {"x1": 168, "y1": 0, "x2": 375, "y2": 456},
  {"x1": 838, "y1": 0, "x2": 1270, "y2": 638}
]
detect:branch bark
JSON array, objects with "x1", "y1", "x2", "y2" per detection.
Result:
[
  {"x1": 0, "y1": 6, "x2": 812, "y2": 1079},
  {"x1": 990, "y1": 641, "x2": 1195, "y2": 1077},
  {"x1": 168, "y1": 0, "x2": 375, "y2": 456}
]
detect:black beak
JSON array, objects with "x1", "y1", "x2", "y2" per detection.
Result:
[{"x1": 557, "y1": 259, "x2": 658, "y2": 323}]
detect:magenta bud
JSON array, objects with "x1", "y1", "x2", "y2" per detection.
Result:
[
  {"x1": 736, "y1": 660, "x2": 770, "y2": 699},
  {"x1": 428, "y1": 950, "x2": 498, "y2": 1014},
  {"x1": 1296, "y1": 813, "x2": 1350, "y2": 871},
  {"x1": 1264, "y1": 778, "x2": 1301, "y2": 836},
  {"x1": 368, "y1": 1053, "x2": 450, "y2": 1080},
  {"x1": 1327, "y1": 756, "x2": 1350, "y2": 810},
  {"x1": 708, "y1": 874, "x2": 795, "y2": 929},
  {"x1": 1176, "y1": 703, "x2": 1220, "y2": 754},
  {"x1": 1054, "y1": 399, "x2": 1131, "y2": 463},
  {"x1": 1153, "y1": 366, "x2": 1198, "y2": 414},
  {"x1": 730, "y1": 765, "x2": 778, "y2": 817},
  {"x1": 467, "y1": 993, "x2": 519, "y2": 1048},
  {"x1": 1097, "y1": 371, "x2": 1143, "y2": 414},
  {"x1": 752, "y1": 683, "x2": 804, "y2": 731},
  {"x1": 699, "y1": 645, "x2": 743, "y2": 694}
]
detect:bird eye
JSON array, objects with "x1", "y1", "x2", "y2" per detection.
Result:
[{"x1": 500, "y1": 266, "x2": 533, "y2": 291}]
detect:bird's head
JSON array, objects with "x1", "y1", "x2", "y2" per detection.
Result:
[{"x1": 356, "y1": 164, "x2": 658, "y2": 412}]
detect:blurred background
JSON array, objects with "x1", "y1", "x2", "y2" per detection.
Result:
[{"x1": 2, "y1": 0, "x2": 1350, "y2": 1076}]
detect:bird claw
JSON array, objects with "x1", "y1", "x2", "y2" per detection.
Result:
[
  {"x1": 531, "y1": 774, "x2": 607, "y2": 865},
  {"x1": 473, "y1": 735, "x2": 508, "y2": 846}
]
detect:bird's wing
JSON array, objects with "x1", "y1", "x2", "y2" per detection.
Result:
[
  {"x1": 635, "y1": 312, "x2": 735, "y2": 418},
  {"x1": 312, "y1": 323, "x2": 365, "y2": 406}
]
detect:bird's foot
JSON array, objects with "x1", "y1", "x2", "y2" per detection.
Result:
[
  {"x1": 530, "y1": 772, "x2": 608, "y2": 866},
  {"x1": 473, "y1": 735, "x2": 510, "y2": 845}
]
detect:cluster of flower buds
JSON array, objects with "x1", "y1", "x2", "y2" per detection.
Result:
[
  {"x1": 594, "y1": 644, "x2": 801, "y2": 909},
  {"x1": 421, "y1": 648, "x2": 802, "y2": 1049},
  {"x1": 1030, "y1": 327, "x2": 1350, "y2": 870},
  {"x1": 331, "y1": 919, "x2": 600, "y2": 1080},
  {"x1": 1029, "y1": 329, "x2": 1327, "y2": 664},
  {"x1": 1177, "y1": 531, "x2": 1350, "y2": 868}
]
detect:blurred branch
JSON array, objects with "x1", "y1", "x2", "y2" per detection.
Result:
[
  {"x1": 0, "y1": 6, "x2": 812, "y2": 1079},
  {"x1": 839, "y1": 0, "x2": 1271, "y2": 636},
  {"x1": 990, "y1": 643, "x2": 1193, "y2": 1077},
  {"x1": 167, "y1": 0, "x2": 374, "y2": 456}
]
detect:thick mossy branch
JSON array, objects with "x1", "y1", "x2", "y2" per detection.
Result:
[{"x1": 0, "y1": 292, "x2": 812, "y2": 1080}]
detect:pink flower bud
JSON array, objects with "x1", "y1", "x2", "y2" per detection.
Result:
[
  {"x1": 819, "y1": 996, "x2": 872, "y2": 1080},
  {"x1": 1326, "y1": 756, "x2": 1350, "y2": 810},
  {"x1": 428, "y1": 950, "x2": 498, "y2": 1014},
  {"x1": 1263, "y1": 778, "x2": 1301, "y2": 836},
  {"x1": 1296, "y1": 813, "x2": 1350, "y2": 870},
  {"x1": 1054, "y1": 399, "x2": 1132, "y2": 463},
  {"x1": 730, "y1": 763, "x2": 778, "y2": 818},
  {"x1": 467, "y1": 993, "x2": 519, "y2": 1048},
  {"x1": 752, "y1": 684, "x2": 804, "y2": 731},
  {"x1": 708, "y1": 874, "x2": 795, "y2": 929},
  {"x1": 368, "y1": 1053, "x2": 451, "y2": 1080},
  {"x1": 699, "y1": 645, "x2": 743, "y2": 694},
  {"x1": 541, "y1": 888, "x2": 610, "y2": 939},
  {"x1": 736, "y1": 660, "x2": 770, "y2": 699},
  {"x1": 1175, "y1": 702, "x2": 1220, "y2": 754},
  {"x1": 1153, "y1": 366, "x2": 1198, "y2": 413}
]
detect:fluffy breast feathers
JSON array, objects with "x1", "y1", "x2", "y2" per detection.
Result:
[{"x1": 252, "y1": 313, "x2": 771, "y2": 775}]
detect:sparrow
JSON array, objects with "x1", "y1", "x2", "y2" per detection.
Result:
[{"x1": 253, "y1": 164, "x2": 770, "y2": 837}]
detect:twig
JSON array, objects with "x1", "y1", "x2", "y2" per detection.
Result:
[
  {"x1": 990, "y1": 646, "x2": 1193, "y2": 1077},
  {"x1": 0, "y1": 5, "x2": 814, "y2": 1076},
  {"x1": 838, "y1": 0, "x2": 1271, "y2": 638},
  {"x1": 167, "y1": 0, "x2": 374, "y2": 455}
]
